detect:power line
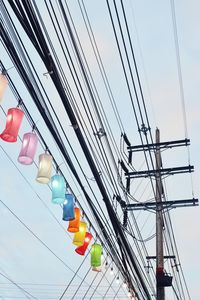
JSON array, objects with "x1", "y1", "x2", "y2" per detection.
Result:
[{"x1": 0, "y1": 271, "x2": 38, "y2": 300}]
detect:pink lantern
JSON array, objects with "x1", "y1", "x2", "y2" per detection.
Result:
[
  {"x1": 1, "y1": 108, "x2": 24, "y2": 142},
  {"x1": 18, "y1": 132, "x2": 38, "y2": 165},
  {"x1": 0, "y1": 73, "x2": 8, "y2": 104}
]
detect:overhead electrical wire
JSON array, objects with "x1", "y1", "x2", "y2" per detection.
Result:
[
  {"x1": 0, "y1": 198, "x2": 98, "y2": 291},
  {"x1": 0, "y1": 272, "x2": 38, "y2": 300},
  {"x1": 169, "y1": 0, "x2": 194, "y2": 200},
  {"x1": 67, "y1": 2, "x2": 156, "y2": 292},
  {"x1": 0, "y1": 4, "x2": 139, "y2": 298},
  {"x1": 0, "y1": 60, "x2": 117, "y2": 256},
  {"x1": 8, "y1": 1, "x2": 152, "y2": 297},
  {"x1": 56, "y1": 0, "x2": 156, "y2": 296},
  {"x1": 170, "y1": 0, "x2": 188, "y2": 139},
  {"x1": 0, "y1": 60, "x2": 125, "y2": 299},
  {"x1": 0, "y1": 1, "x2": 193, "y2": 299},
  {"x1": 1, "y1": 1, "x2": 153, "y2": 298},
  {"x1": 0, "y1": 56, "x2": 126, "y2": 300},
  {"x1": 105, "y1": 2, "x2": 192, "y2": 299},
  {"x1": 78, "y1": 0, "x2": 125, "y2": 135},
  {"x1": 36, "y1": 0, "x2": 124, "y2": 203},
  {"x1": 0, "y1": 7, "x2": 118, "y2": 256},
  {"x1": 45, "y1": 0, "x2": 123, "y2": 199}
]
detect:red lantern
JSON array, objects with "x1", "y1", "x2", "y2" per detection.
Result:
[
  {"x1": 1, "y1": 108, "x2": 24, "y2": 142},
  {"x1": 75, "y1": 232, "x2": 93, "y2": 255}
]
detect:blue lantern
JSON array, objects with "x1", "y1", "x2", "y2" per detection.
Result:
[
  {"x1": 51, "y1": 174, "x2": 65, "y2": 204},
  {"x1": 63, "y1": 193, "x2": 75, "y2": 221}
]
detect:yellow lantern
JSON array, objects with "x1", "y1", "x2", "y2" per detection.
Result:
[
  {"x1": 73, "y1": 221, "x2": 87, "y2": 246},
  {"x1": 36, "y1": 153, "x2": 53, "y2": 184}
]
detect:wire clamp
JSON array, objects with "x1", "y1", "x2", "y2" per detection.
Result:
[
  {"x1": 95, "y1": 128, "x2": 106, "y2": 138},
  {"x1": 139, "y1": 123, "x2": 150, "y2": 135},
  {"x1": 43, "y1": 70, "x2": 53, "y2": 78}
]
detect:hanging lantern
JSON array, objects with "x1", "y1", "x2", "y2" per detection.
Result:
[
  {"x1": 75, "y1": 232, "x2": 93, "y2": 255},
  {"x1": 0, "y1": 73, "x2": 8, "y2": 104},
  {"x1": 51, "y1": 174, "x2": 65, "y2": 204},
  {"x1": 1, "y1": 108, "x2": 24, "y2": 142},
  {"x1": 63, "y1": 193, "x2": 75, "y2": 221},
  {"x1": 36, "y1": 153, "x2": 52, "y2": 184},
  {"x1": 18, "y1": 132, "x2": 38, "y2": 165},
  {"x1": 73, "y1": 221, "x2": 87, "y2": 246},
  {"x1": 91, "y1": 243, "x2": 102, "y2": 268},
  {"x1": 67, "y1": 207, "x2": 80, "y2": 233}
]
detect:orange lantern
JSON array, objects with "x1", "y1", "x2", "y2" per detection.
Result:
[
  {"x1": 67, "y1": 207, "x2": 80, "y2": 233},
  {"x1": 1, "y1": 108, "x2": 24, "y2": 142}
]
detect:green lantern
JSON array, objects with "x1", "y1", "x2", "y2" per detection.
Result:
[{"x1": 90, "y1": 243, "x2": 102, "y2": 268}]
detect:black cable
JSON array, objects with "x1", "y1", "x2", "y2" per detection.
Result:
[
  {"x1": 119, "y1": 0, "x2": 154, "y2": 143},
  {"x1": 2, "y1": 1, "x2": 153, "y2": 297},
  {"x1": 24, "y1": 2, "x2": 150, "y2": 296},
  {"x1": 0, "y1": 198, "x2": 93, "y2": 286},
  {"x1": 0, "y1": 271, "x2": 38, "y2": 300},
  {"x1": 48, "y1": 0, "x2": 122, "y2": 197},
  {"x1": 41, "y1": 0, "x2": 122, "y2": 200},
  {"x1": 0, "y1": 8, "x2": 128, "y2": 294}
]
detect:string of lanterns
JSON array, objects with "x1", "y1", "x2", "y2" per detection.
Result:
[
  {"x1": 0, "y1": 71, "x2": 137, "y2": 299},
  {"x1": 0, "y1": 72, "x2": 102, "y2": 272}
]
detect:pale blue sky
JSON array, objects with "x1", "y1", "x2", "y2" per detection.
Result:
[{"x1": 0, "y1": 1, "x2": 199, "y2": 299}]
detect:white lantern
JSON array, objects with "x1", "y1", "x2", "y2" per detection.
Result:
[{"x1": 36, "y1": 153, "x2": 52, "y2": 184}]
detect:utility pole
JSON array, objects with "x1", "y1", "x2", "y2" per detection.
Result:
[
  {"x1": 123, "y1": 128, "x2": 199, "y2": 300},
  {"x1": 155, "y1": 128, "x2": 165, "y2": 300}
]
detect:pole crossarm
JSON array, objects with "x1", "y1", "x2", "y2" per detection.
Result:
[
  {"x1": 125, "y1": 165, "x2": 194, "y2": 179},
  {"x1": 146, "y1": 256, "x2": 175, "y2": 260},
  {"x1": 126, "y1": 198, "x2": 199, "y2": 211},
  {"x1": 127, "y1": 138, "x2": 190, "y2": 152}
]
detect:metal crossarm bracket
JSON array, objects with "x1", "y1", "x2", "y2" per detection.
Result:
[
  {"x1": 126, "y1": 198, "x2": 199, "y2": 211},
  {"x1": 125, "y1": 165, "x2": 194, "y2": 179},
  {"x1": 127, "y1": 138, "x2": 190, "y2": 152},
  {"x1": 146, "y1": 256, "x2": 175, "y2": 260}
]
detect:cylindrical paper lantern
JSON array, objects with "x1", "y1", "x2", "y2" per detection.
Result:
[
  {"x1": 73, "y1": 221, "x2": 87, "y2": 246},
  {"x1": 36, "y1": 153, "x2": 52, "y2": 184},
  {"x1": 1, "y1": 108, "x2": 24, "y2": 142},
  {"x1": 18, "y1": 132, "x2": 38, "y2": 165},
  {"x1": 63, "y1": 193, "x2": 75, "y2": 221},
  {"x1": 51, "y1": 174, "x2": 65, "y2": 204},
  {"x1": 75, "y1": 232, "x2": 93, "y2": 255},
  {"x1": 0, "y1": 73, "x2": 8, "y2": 104},
  {"x1": 67, "y1": 207, "x2": 80, "y2": 233},
  {"x1": 91, "y1": 243, "x2": 102, "y2": 268}
]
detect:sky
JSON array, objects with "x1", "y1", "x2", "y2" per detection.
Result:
[{"x1": 0, "y1": 0, "x2": 199, "y2": 299}]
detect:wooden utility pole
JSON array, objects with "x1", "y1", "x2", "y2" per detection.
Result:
[
  {"x1": 124, "y1": 128, "x2": 198, "y2": 299},
  {"x1": 155, "y1": 128, "x2": 165, "y2": 300}
]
